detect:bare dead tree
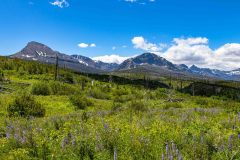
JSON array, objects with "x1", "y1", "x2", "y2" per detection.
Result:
[
  {"x1": 192, "y1": 83, "x2": 195, "y2": 96},
  {"x1": 82, "y1": 80, "x2": 86, "y2": 91},
  {"x1": 55, "y1": 53, "x2": 59, "y2": 81}
]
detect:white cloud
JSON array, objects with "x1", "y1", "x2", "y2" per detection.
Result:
[
  {"x1": 50, "y1": 0, "x2": 69, "y2": 8},
  {"x1": 173, "y1": 37, "x2": 208, "y2": 46},
  {"x1": 214, "y1": 43, "x2": 240, "y2": 70},
  {"x1": 78, "y1": 43, "x2": 89, "y2": 48},
  {"x1": 132, "y1": 36, "x2": 165, "y2": 53},
  {"x1": 78, "y1": 43, "x2": 96, "y2": 48},
  {"x1": 92, "y1": 55, "x2": 131, "y2": 64},
  {"x1": 90, "y1": 43, "x2": 96, "y2": 47},
  {"x1": 162, "y1": 37, "x2": 213, "y2": 67},
  {"x1": 131, "y1": 36, "x2": 240, "y2": 70}
]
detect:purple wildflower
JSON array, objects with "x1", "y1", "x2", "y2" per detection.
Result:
[{"x1": 61, "y1": 137, "x2": 68, "y2": 149}]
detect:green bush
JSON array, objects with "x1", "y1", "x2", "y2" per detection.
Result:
[
  {"x1": 113, "y1": 95, "x2": 132, "y2": 103},
  {"x1": 0, "y1": 69, "x2": 4, "y2": 81},
  {"x1": 89, "y1": 88, "x2": 110, "y2": 99},
  {"x1": 111, "y1": 102, "x2": 122, "y2": 112},
  {"x1": 61, "y1": 72, "x2": 74, "y2": 84},
  {"x1": 31, "y1": 82, "x2": 51, "y2": 96},
  {"x1": 7, "y1": 94, "x2": 45, "y2": 117},
  {"x1": 128, "y1": 100, "x2": 147, "y2": 112},
  {"x1": 195, "y1": 98, "x2": 209, "y2": 106},
  {"x1": 155, "y1": 88, "x2": 168, "y2": 99},
  {"x1": 112, "y1": 87, "x2": 129, "y2": 96},
  {"x1": 49, "y1": 81, "x2": 78, "y2": 95},
  {"x1": 70, "y1": 95, "x2": 93, "y2": 110},
  {"x1": 163, "y1": 102, "x2": 183, "y2": 109}
]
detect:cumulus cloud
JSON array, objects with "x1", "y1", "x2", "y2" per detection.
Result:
[
  {"x1": 162, "y1": 37, "x2": 213, "y2": 67},
  {"x1": 132, "y1": 36, "x2": 165, "y2": 53},
  {"x1": 131, "y1": 36, "x2": 240, "y2": 70},
  {"x1": 50, "y1": 0, "x2": 69, "y2": 8},
  {"x1": 92, "y1": 55, "x2": 131, "y2": 64},
  {"x1": 78, "y1": 43, "x2": 96, "y2": 48},
  {"x1": 214, "y1": 43, "x2": 240, "y2": 70}
]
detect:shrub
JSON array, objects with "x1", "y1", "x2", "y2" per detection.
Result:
[
  {"x1": 49, "y1": 81, "x2": 78, "y2": 95},
  {"x1": 163, "y1": 102, "x2": 182, "y2": 110},
  {"x1": 7, "y1": 93, "x2": 45, "y2": 117},
  {"x1": 0, "y1": 69, "x2": 4, "y2": 81},
  {"x1": 70, "y1": 95, "x2": 93, "y2": 110},
  {"x1": 89, "y1": 88, "x2": 110, "y2": 100},
  {"x1": 128, "y1": 100, "x2": 147, "y2": 112},
  {"x1": 61, "y1": 72, "x2": 74, "y2": 84},
  {"x1": 31, "y1": 82, "x2": 51, "y2": 96},
  {"x1": 195, "y1": 98, "x2": 209, "y2": 106},
  {"x1": 112, "y1": 87, "x2": 129, "y2": 97},
  {"x1": 111, "y1": 102, "x2": 122, "y2": 112},
  {"x1": 113, "y1": 95, "x2": 132, "y2": 103},
  {"x1": 155, "y1": 88, "x2": 168, "y2": 99}
]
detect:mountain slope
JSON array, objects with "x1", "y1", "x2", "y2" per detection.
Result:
[
  {"x1": 10, "y1": 42, "x2": 240, "y2": 81},
  {"x1": 118, "y1": 53, "x2": 178, "y2": 71},
  {"x1": 116, "y1": 53, "x2": 240, "y2": 81},
  {"x1": 71, "y1": 55, "x2": 118, "y2": 71},
  {"x1": 11, "y1": 41, "x2": 118, "y2": 73}
]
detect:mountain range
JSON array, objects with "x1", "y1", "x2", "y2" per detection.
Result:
[{"x1": 10, "y1": 41, "x2": 240, "y2": 81}]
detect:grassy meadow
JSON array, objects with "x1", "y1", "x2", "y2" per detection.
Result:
[{"x1": 1, "y1": 57, "x2": 240, "y2": 159}]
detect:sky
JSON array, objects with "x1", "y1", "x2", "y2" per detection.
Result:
[{"x1": 1, "y1": 0, "x2": 240, "y2": 70}]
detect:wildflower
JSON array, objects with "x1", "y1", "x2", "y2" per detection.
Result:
[
  {"x1": 114, "y1": 147, "x2": 117, "y2": 160},
  {"x1": 200, "y1": 134, "x2": 204, "y2": 144},
  {"x1": 71, "y1": 134, "x2": 76, "y2": 146},
  {"x1": 6, "y1": 132, "x2": 10, "y2": 139},
  {"x1": 61, "y1": 137, "x2": 68, "y2": 149},
  {"x1": 165, "y1": 143, "x2": 169, "y2": 158},
  {"x1": 228, "y1": 135, "x2": 234, "y2": 150},
  {"x1": 178, "y1": 152, "x2": 183, "y2": 160}
]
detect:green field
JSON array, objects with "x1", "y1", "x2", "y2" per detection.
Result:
[{"x1": 1, "y1": 57, "x2": 240, "y2": 160}]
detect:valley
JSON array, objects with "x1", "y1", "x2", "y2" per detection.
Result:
[{"x1": 0, "y1": 56, "x2": 240, "y2": 159}]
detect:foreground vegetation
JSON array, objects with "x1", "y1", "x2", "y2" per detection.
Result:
[{"x1": 1, "y1": 57, "x2": 240, "y2": 159}]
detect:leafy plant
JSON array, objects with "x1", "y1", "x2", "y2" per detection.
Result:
[
  {"x1": 163, "y1": 102, "x2": 183, "y2": 109},
  {"x1": 7, "y1": 93, "x2": 45, "y2": 117},
  {"x1": 31, "y1": 82, "x2": 51, "y2": 96},
  {"x1": 89, "y1": 88, "x2": 110, "y2": 99},
  {"x1": 128, "y1": 100, "x2": 147, "y2": 112},
  {"x1": 70, "y1": 95, "x2": 93, "y2": 110},
  {"x1": 0, "y1": 69, "x2": 4, "y2": 81}
]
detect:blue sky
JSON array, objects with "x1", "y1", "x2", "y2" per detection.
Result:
[{"x1": 1, "y1": 0, "x2": 240, "y2": 70}]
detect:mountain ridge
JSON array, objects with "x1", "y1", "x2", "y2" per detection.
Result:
[{"x1": 10, "y1": 41, "x2": 240, "y2": 81}]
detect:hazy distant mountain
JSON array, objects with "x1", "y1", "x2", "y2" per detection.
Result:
[{"x1": 10, "y1": 42, "x2": 240, "y2": 81}]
